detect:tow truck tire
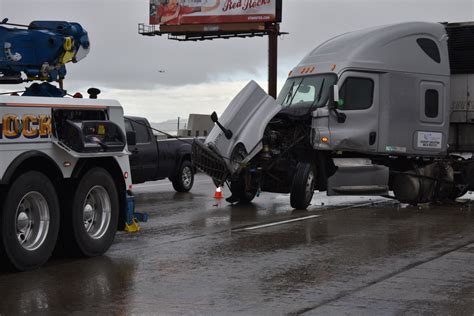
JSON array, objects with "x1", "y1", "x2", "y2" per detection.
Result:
[
  {"x1": 69, "y1": 168, "x2": 119, "y2": 257},
  {"x1": 0, "y1": 171, "x2": 60, "y2": 271},
  {"x1": 172, "y1": 160, "x2": 194, "y2": 192},
  {"x1": 290, "y1": 163, "x2": 315, "y2": 210}
]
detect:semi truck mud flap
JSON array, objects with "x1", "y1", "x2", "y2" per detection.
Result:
[{"x1": 192, "y1": 139, "x2": 229, "y2": 185}]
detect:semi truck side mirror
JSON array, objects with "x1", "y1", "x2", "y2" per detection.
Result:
[
  {"x1": 211, "y1": 111, "x2": 219, "y2": 123},
  {"x1": 210, "y1": 111, "x2": 233, "y2": 140},
  {"x1": 126, "y1": 131, "x2": 136, "y2": 146},
  {"x1": 329, "y1": 85, "x2": 346, "y2": 123}
]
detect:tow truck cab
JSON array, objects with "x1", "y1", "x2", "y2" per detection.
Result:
[{"x1": 0, "y1": 95, "x2": 133, "y2": 271}]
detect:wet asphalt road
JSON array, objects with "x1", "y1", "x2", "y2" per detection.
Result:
[{"x1": 2, "y1": 174, "x2": 474, "y2": 315}]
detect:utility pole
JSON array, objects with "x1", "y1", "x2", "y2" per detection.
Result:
[
  {"x1": 177, "y1": 116, "x2": 180, "y2": 135},
  {"x1": 268, "y1": 23, "x2": 279, "y2": 99}
]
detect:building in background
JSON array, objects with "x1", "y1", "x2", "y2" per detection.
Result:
[{"x1": 178, "y1": 113, "x2": 213, "y2": 138}]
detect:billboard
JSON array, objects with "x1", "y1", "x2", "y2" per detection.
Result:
[{"x1": 149, "y1": 0, "x2": 280, "y2": 26}]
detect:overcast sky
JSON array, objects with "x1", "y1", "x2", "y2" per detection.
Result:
[{"x1": 1, "y1": 0, "x2": 473, "y2": 122}]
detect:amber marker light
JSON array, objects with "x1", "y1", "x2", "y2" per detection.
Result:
[
  {"x1": 63, "y1": 162, "x2": 71, "y2": 167},
  {"x1": 124, "y1": 171, "x2": 129, "y2": 179},
  {"x1": 321, "y1": 137, "x2": 329, "y2": 143},
  {"x1": 288, "y1": 70, "x2": 293, "y2": 77},
  {"x1": 331, "y1": 64, "x2": 337, "y2": 71}
]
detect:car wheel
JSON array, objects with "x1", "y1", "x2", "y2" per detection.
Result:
[
  {"x1": 0, "y1": 171, "x2": 60, "y2": 271},
  {"x1": 290, "y1": 162, "x2": 315, "y2": 210},
  {"x1": 172, "y1": 160, "x2": 194, "y2": 192}
]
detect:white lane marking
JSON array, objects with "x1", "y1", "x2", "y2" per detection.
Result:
[
  {"x1": 233, "y1": 215, "x2": 321, "y2": 232},
  {"x1": 135, "y1": 180, "x2": 210, "y2": 188}
]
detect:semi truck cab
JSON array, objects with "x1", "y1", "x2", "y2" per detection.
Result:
[
  {"x1": 194, "y1": 21, "x2": 474, "y2": 209},
  {"x1": 300, "y1": 22, "x2": 450, "y2": 156}
]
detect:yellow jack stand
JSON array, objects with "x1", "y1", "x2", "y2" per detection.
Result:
[{"x1": 124, "y1": 218, "x2": 141, "y2": 233}]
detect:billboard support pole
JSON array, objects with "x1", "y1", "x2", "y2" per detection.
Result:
[{"x1": 268, "y1": 23, "x2": 279, "y2": 99}]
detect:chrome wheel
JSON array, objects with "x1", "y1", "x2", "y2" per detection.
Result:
[
  {"x1": 83, "y1": 186, "x2": 111, "y2": 240},
  {"x1": 15, "y1": 192, "x2": 50, "y2": 251},
  {"x1": 182, "y1": 166, "x2": 193, "y2": 188},
  {"x1": 172, "y1": 161, "x2": 195, "y2": 192}
]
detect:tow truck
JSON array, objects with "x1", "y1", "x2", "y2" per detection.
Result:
[
  {"x1": 0, "y1": 19, "x2": 135, "y2": 271},
  {"x1": 194, "y1": 21, "x2": 474, "y2": 209}
]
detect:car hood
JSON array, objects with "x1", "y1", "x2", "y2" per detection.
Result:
[{"x1": 205, "y1": 81, "x2": 282, "y2": 174}]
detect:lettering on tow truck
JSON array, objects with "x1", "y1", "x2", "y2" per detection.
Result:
[{"x1": 0, "y1": 114, "x2": 52, "y2": 139}]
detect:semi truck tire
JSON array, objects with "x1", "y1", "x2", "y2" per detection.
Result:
[
  {"x1": 229, "y1": 175, "x2": 257, "y2": 204},
  {"x1": 69, "y1": 168, "x2": 119, "y2": 257},
  {"x1": 0, "y1": 171, "x2": 60, "y2": 271},
  {"x1": 290, "y1": 163, "x2": 315, "y2": 210},
  {"x1": 172, "y1": 160, "x2": 194, "y2": 192}
]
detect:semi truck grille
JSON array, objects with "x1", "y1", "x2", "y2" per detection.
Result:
[{"x1": 192, "y1": 140, "x2": 229, "y2": 185}]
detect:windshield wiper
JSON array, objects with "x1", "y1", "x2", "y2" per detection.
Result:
[
  {"x1": 284, "y1": 81, "x2": 296, "y2": 105},
  {"x1": 288, "y1": 80, "x2": 303, "y2": 106}
]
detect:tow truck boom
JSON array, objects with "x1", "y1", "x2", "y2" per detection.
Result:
[{"x1": 0, "y1": 18, "x2": 90, "y2": 87}]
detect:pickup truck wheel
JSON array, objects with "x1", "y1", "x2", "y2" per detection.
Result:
[
  {"x1": 69, "y1": 168, "x2": 118, "y2": 257},
  {"x1": 290, "y1": 163, "x2": 315, "y2": 210},
  {"x1": 0, "y1": 171, "x2": 59, "y2": 271},
  {"x1": 172, "y1": 160, "x2": 194, "y2": 192}
]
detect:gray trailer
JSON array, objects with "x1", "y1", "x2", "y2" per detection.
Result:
[{"x1": 193, "y1": 21, "x2": 474, "y2": 209}]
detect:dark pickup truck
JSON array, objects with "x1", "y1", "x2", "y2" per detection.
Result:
[{"x1": 124, "y1": 116, "x2": 194, "y2": 192}]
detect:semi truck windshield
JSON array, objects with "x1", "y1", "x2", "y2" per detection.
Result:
[{"x1": 277, "y1": 74, "x2": 337, "y2": 109}]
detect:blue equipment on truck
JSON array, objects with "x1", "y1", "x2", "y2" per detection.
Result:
[{"x1": 0, "y1": 18, "x2": 90, "y2": 88}]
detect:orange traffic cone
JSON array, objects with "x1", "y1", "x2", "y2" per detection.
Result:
[{"x1": 214, "y1": 186, "x2": 223, "y2": 199}]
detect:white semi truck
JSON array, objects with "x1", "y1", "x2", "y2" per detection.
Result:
[
  {"x1": 0, "y1": 20, "x2": 135, "y2": 271},
  {"x1": 194, "y1": 21, "x2": 474, "y2": 209}
]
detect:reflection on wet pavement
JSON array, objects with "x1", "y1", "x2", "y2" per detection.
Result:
[
  {"x1": 0, "y1": 256, "x2": 137, "y2": 314},
  {"x1": 1, "y1": 175, "x2": 474, "y2": 314}
]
